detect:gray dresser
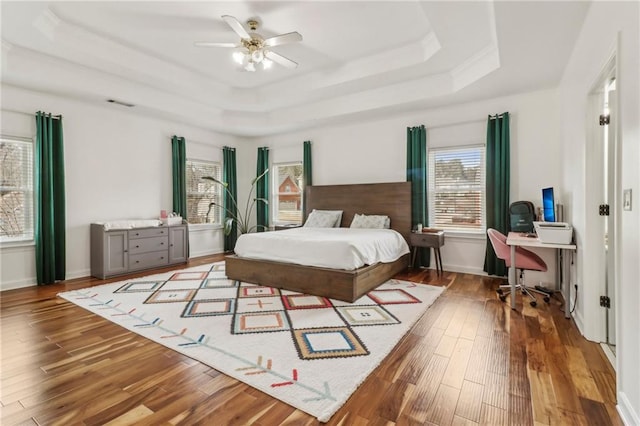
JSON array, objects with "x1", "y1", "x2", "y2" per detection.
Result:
[{"x1": 90, "y1": 223, "x2": 188, "y2": 279}]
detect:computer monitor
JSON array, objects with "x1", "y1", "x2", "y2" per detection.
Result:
[{"x1": 542, "y1": 187, "x2": 556, "y2": 222}]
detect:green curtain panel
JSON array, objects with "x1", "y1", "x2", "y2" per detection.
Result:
[
  {"x1": 223, "y1": 146, "x2": 238, "y2": 251},
  {"x1": 483, "y1": 112, "x2": 511, "y2": 276},
  {"x1": 406, "y1": 125, "x2": 430, "y2": 267},
  {"x1": 302, "y1": 141, "x2": 313, "y2": 222},
  {"x1": 35, "y1": 112, "x2": 66, "y2": 285},
  {"x1": 256, "y1": 147, "x2": 269, "y2": 232},
  {"x1": 171, "y1": 136, "x2": 187, "y2": 219}
]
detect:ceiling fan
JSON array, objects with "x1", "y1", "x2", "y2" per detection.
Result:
[{"x1": 195, "y1": 15, "x2": 303, "y2": 72}]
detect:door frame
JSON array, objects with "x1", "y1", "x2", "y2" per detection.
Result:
[{"x1": 583, "y1": 42, "x2": 621, "y2": 355}]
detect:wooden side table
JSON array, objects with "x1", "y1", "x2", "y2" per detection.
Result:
[
  {"x1": 274, "y1": 224, "x2": 301, "y2": 231},
  {"x1": 409, "y1": 230, "x2": 445, "y2": 274}
]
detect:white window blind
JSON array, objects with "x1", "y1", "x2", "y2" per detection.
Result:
[
  {"x1": 428, "y1": 145, "x2": 485, "y2": 231},
  {"x1": 186, "y1": 160, "x2": 222, "y2": 224},
  {"x1": 273, "y1": 162, "x2": 303, "y2": 224},
  {"x1": 0, "y1": 138, "x2": 34, "y2": 243}
]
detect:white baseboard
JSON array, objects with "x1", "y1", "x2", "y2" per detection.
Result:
[
  {"x1": 0, "y1": 267, "x2": 91, "y2": 292},
  {"x1": 0, "y1": 277, "x2": 36, "y2": 291},
  {"x1": 573, "y1": 309, "x2": 585, "y2": 336},
  {"x1": 67, "y1": 268, "x2": 90, "y2": 280},
  {"x1": 599, "y1": 342, "x2": 616, "y2": 371},
  {"x1": 441, "y1": 263, "x2": 485, "y2": 275},
  {"x1": 189, "y1": 249, "x2": 224, "y2": 259},
  {"x1": 617, "y1": 391, "x2": 640, "y2": 426}
]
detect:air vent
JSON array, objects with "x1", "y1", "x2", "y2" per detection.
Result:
[{"x1": 106, "y1": 99, "x2": 135, "y2": 108}]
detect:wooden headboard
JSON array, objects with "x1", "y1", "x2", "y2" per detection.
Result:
[{"x1": 305, "y1": 182, "x2": 412, "y2": 242}]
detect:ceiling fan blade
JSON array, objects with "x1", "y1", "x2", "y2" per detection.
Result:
[
  {"x1": 221, "y1": 15, "x2": 251, "y2": 40},
  {"x1": 265, "y1": 51, "x2": 298, "y2": 69},
  {"x1": 263, "y1": 32, "x2": 303, "y2": 48},
  {"x1": 194, "y1": 42, "x2": 240, "y2": 48}
]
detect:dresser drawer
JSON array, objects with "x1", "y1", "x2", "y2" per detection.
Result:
[
  {"x1": 129, "y1": 251, "x2": 169, "y2": 271},
  {"x1": 410, "y1": 232, "x2": 444, "y2": 248},
  {"x1": 129, "y1": 227, "x2": 169, "y2": 240},
  {"x1": 129, "y1": 236, "x2": 168, "y2": 255}
]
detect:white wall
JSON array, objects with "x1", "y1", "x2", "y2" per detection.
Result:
[
  {"x1": 558, "y1": 1, "x2": 639, "y2": 423},
  {"x1": 0, "y1": 85, "x2": 238, "y2": 290},
  {"x1": 249, "y1": 88, "x2": 562, "y2": 280}
]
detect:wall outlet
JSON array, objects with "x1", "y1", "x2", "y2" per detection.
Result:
[{"x1": 623, "y1": 188, "x2": 632, "y2": 211}]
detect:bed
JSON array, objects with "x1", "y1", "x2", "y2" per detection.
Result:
[{"x1": 225, "y1": 181, "x2": 412, "y2": 302}]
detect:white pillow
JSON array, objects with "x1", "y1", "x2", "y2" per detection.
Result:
[
  {"x1": 350, "y1": 214, "x2": 389, "y2": 229},
  {"x1": 304, "y1": 211, "x2": 337, "y2": 228},
  {"x1": 312, "y1": 209, "x2": 343, "y2": 227}
]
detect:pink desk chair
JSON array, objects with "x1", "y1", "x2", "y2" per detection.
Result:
[{"x1": 487, "y1": 228, "x2": 549, "y2": 307}]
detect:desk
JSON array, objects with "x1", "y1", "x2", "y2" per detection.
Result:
[
  {"x1": 410, "y1": 231, "x2": 445, "y2": 274},
  {"x1": 506, "y1": 232, "x2": 576, "y2": 317}
]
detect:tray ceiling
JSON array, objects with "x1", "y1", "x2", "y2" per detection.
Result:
[{"x1": 1, "y1": 1, "x2": 590, "y2": 136}]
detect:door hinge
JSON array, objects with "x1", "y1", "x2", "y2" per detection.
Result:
[
  {"x1": 599, "y1": 204, "x2": 610, "y2": 216},
  {"x1": 600, "y1": 296, "x2": 611, "y2": 308},
  {"x1": 599, "y1": 114, "x2": 610, "y2": 125}
]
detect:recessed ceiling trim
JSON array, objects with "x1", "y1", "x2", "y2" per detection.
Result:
[
  {"x1": 450, "y1": 44, "x2": 501, "y2": 92},
  {"x1": 32, "y1": 8, "x2": 60, "y2": 41}
]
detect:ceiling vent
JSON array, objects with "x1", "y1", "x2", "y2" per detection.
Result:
[{"x1": 106, "y1": 99, "x2": 135, "y2": 108}]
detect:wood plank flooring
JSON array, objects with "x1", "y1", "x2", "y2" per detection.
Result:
[{"x1": 1, "y1": 255, "x2": 621, "y2": 425}]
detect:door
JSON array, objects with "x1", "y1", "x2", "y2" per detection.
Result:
[
  {"x1": 603, "y1": 80, "x2": 617, "y2": 352},
  {"x1": 169, "y1": 225, "x2": 188, "y2": 264},
  {"x1": 105, "y1": 230, "x2": 128, "y2": 275}
]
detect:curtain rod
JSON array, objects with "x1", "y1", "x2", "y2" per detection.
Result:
[
  {"x1": 170, "y1": 136, "x2": 227, "y2": 151},
  {"x1": 36, "y1": 112, "x2": 63, "y2": 119},
  {"x1": 3, "y1": 108, "x2": 62, "y2": 119},
  {"x1": 186, "y1": 138, "x2": 226, "y2": 151},
  {"x1": 261, "y1": 141, "x2": 308, "y2": 150}
]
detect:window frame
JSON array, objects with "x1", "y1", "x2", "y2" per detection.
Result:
[
  {"x1": 272, "y1": 161, "x2": 304, "y2": 226},
  {"x1": 427, "y1": 143, "x2": 486, "y2": 234},
  {"x1": 0, "y1": 136, "x2": 35, "y2": 245},
  {"x1": 185, "y1": 158, "x2": 223, "y2": 228}
]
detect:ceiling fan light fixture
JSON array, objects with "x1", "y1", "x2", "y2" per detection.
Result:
[
  {"x1": 197, "y1": 15, "x2": 301, "y2": 72},
  {"x1": 232, "y1": 51, "x2": 245, "y2": 64},
  {"x1": 251, "y1": 49, "x2": 264, "y2": 63}
]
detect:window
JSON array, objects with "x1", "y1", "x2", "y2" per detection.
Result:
[
  {"x1": 428, "y1": 145, "x2": 485, "y2": 232},
  {"x1": 0, "y1": 137, "x2": 34, "y2": 243},
  {"x1": 273, "y1": 162, "x2": 303, "y2": 224},
  {"x1": 186, "y1": 160, "x2": 222, "y2": 225}
]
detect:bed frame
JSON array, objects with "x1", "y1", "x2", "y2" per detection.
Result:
[{"x1": 225, "y1": 181, "x2": 412, "y2": 302}]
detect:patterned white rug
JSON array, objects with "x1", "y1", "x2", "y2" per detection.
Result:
[{"x1": 59, "y1": 261, "x2": 444, "y2": 422}]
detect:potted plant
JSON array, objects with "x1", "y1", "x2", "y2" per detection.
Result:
[{"x1": 202, "y1": 169, "x2": 269, "y2": 236}]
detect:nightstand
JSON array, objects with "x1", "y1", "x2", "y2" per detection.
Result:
[{"x1": 409, "y1": 230, "x2": 445, "y2": 274}]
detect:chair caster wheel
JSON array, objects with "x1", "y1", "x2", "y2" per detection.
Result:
[
  {"x1": 499, "y1": 295, "x2": 507, "y2": 302},
  {"x1": 496, "y1": 289, "x2": 504, "y2": 295},
  {"x1": 521, "y1": 290, "x2": 527, "y2": 295},
  {"x1": 544, "y1": 296, "x2": 550, "y2": 303},
  {"x1": 530, "y1": 301, "x2": 537, "y2": 307}
]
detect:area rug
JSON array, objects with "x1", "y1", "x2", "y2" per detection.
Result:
[{"x1": 58, "y1": 262, "x2": 444, "y2": 422}]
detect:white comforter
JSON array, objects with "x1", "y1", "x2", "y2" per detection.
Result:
[{"x1": 233, "y1": 227, "x2": 410, "y2": 270}]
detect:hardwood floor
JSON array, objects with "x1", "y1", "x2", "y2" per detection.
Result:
[{"x1": 1, "y1": 255, "x2": 621, "y2": 425}]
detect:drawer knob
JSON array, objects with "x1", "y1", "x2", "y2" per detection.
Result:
[
  {"x1": 135, "y1": 260, "x2": 139, "y2": 263},
  {"x1": 161, "y1": 242, "x2": 164, "y2": 245},
  {"x1": 161, "y1": 256, "x2": 164, "y2": 259},
  {"x1": 135, "y1": 245, "x2": 139, "y2": 248}
]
